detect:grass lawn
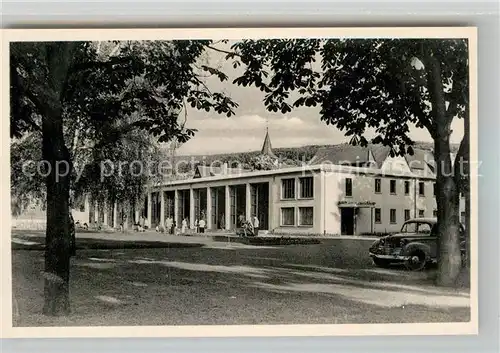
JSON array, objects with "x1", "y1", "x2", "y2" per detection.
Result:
[{"x1": 11, "y1": 243, "x2": 471, "y2": 327}]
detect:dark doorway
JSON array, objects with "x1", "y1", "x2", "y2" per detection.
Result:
[
  {"x1": 177, "y1": 189, "x2": 190, "y2": 226},
  {"x1": 210, "y1": 187, "x2": 226, "y2": 230},
  {"x1": 340, "y1": 207, "x2": 355, "y2": 235},
  {"x1": 193, "y1": 188, "x2": 208, "y2": 222},
  {"x1": 251, "y1": 182, "x2": 270, "y2": 230},
  {"x1": 230, "y1": 185, "x2": 246, "y2": 229},
  {"x1": 151, "y1": 192, "x2": 161, "y2": 227},
  {"x1": 165, "y1": 191, "x2": 175, "y2": 220}
]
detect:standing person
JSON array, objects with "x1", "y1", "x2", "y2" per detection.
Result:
[
  {"x1": 238, "y1": 214, "x2": 245, "y2": 228},
  {"x1": 165, "y1": 217, "x2": 172, "y2": 235},
  {"x1": 181, "y1": 218, "x2": 187, "y2": 234},
  {"x1": 199, "y1": 218, "x2": 206, "y2": 234},
  {"x1": 172, "y1": 219, "x2": 177, "y2": 235},
  {"x1": 194, "y1": 218, "x2": 199, "y2": 233},
  {"x1": 220, "y1": 213, "x2": 225, "y2": 230},
  {"x1": 252, "y1": 215, "x2": 260, "y2": 236}
]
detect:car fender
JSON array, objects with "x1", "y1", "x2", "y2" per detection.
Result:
[{"x1": 401, "y1": 242, "x2": 431, "y2": 260}]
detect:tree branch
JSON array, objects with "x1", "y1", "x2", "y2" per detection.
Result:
[
  {"x1": 447, "y1": 100, "x2": 459, "y2": 120},
  {"x1": 206, "y1": 45, "x2": 241, "y2": 58}
]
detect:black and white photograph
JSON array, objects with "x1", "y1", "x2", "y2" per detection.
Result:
[{"x1": 3, "y1": 27, "x2": 478, "y2": 337}]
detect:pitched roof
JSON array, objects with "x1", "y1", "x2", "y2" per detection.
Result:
[
  {"x1": 309, "y1": 144, "x2": 389, "y2": 168},
  {"x1": 368, "y1": 144, "x2": 392, "y2": 168},
  {"x1": 404, "y1": 148, "x2": 435, "y2": 171},
  {"x1": 309, "y1": 143, "x2": 438, "y2": 173}
]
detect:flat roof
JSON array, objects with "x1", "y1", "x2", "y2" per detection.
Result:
[{"x1": 149, "y1": 163, "x2": 436, "y2": 190}]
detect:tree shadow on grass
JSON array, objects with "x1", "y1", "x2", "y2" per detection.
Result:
[{"x1": 11, "y1": 246, "x2": 471, "y2": 326}]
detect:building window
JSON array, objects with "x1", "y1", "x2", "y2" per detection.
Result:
[
  {"x1": 433, "y1": 209, "x2": 438, "y2": 217},
  {"x1": 404, "y1": 209, "x2": 411, "y2": 221},
  {"x1": 390, "y1": 209, "x2": 397, "y2": 224},
  {"x1": 419, "y1": 182, "x2": 425, "y2": 196},
  {"x1": 298, "y1": 207, "x2": 313, "y2": 226},
  {"x1": 374, "y1": 178, "x2": 381, "y2": 193},
  {"x1": 404, "y1": 181, "x2": 410, "y2": 195},
  {"x1": 374, "y1": 208, "x2": 381, "y2": 223},
  {"x1": 299, "y1": 177, "x2": 314, "y2": 199},
  {"x1": 281, "y1": 207, "x2": 295, "y2": 226},
  {"x1": 418, "y1": 209, "x2": 425, "y2": 218},
  {"x1": 345, "y1": 178, "x2": 353, "y2": 197},
  {"x1": 390, "y1": 180, "x2": 396, "y2": 194},
  {"x1": 281, "y1": 178, "x2": 295, "y2": 199}
]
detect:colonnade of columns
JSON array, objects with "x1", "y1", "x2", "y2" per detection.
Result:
[{"x1": 145, "y1": 182, "x2": 266, "y2": 231}]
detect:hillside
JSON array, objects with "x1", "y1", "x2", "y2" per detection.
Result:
[{"x1": 166, "y1": 141, "x2": 459, "y2": 169}]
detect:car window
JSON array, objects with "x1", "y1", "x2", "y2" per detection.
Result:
[
  {"x1": 402, "y1": 221, "x2": 434, "y2": 234},
  {"x1": 402, "y1": 222, "x2": 417, "y2": 233},
  {"x1": 417, "y1": 223, "x2": 432, "y2": 234}
]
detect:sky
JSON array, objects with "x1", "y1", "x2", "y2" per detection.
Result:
[{"x1": 175, "y1": 42, "x2": 465, "y2": 156}]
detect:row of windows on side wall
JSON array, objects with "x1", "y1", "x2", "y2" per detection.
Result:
[
  {"x1": 345, "y1": 178, "x2": 435, "y2": 197},
  {"x1": 280, "y1": 207, "x2": 313, "y2": 227},
  {"x1": 281, "y1": 177, "x2": 314, "y2": 200},
  {"x1": 374, "y1": 208, "x2": 430, "y2": 224}
]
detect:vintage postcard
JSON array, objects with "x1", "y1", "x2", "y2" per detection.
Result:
[{"x1": 1, "y1": 27, "x2": 478, "y2": 338}]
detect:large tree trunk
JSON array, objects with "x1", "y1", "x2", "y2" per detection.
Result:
[
  {"x1": 425, "y1": 50, "x2": 463, "y2": 287},
  {"x1": 41, "y1": 43, "x2": 76, "y2": 316},
  {"x1": 42, "y1": 108, "x2": 73, "y2": 316}
]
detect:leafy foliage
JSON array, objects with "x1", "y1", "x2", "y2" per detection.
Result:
[
  {"x1": 10, "y1": 133, "x2": 46, "y2": 216},
  {"x1": 10, "y1": 40, "x2": 241, "y2": 213},
  {"x1": 228, "y1": 39, "x2": 468, "y2": 156}
]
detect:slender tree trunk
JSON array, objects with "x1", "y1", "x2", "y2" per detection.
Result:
[{"x1": 425, "y1": 50, "x2": 462, "y2": 286}]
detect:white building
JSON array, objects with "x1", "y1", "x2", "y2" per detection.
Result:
[{"x1": 134, "y1": 135, "x2": 466, "y2": 235}]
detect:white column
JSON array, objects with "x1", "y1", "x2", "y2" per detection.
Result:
[
  {"x1": 135, "y1": 210, "x2": 140, "y2": 224},
  {"x1": 174, "y1": 189, "x2": 179, "y2": 227},
  {"x1": 94, "y1": 201, "x2": 99, "y2": 224},
  {"x1": 245, "y1": 183, "x2": 252, "y2": 221},
  {"x1": 113, "y1": 202, "x2": 118, "y2": 228},
  {"x1": 103, "y1": 201, "x2": 108, "y2": 226},
  {"x1": 146, "y1": 192, "x2": 152, "y2": 228},
  {"x1": 160, "y1": 191, "x2": 165, "y2": 227},
  {"x1": 268, "y1": 180, "x2": 275, "y2": 232},
  {"x1": 225, "y1": 185, "x2": 231, "y2": 230},
  {"x1": 85, "y1": 196, "x2": 91, "y2": 223},
  {"x1": 206, "y1": 187, "x2": 213, "y2": 230},
  {"x1": 189, "y1": 188, "x2": 195, "y2": 229},
  {"x1": 318, "y1": 171, "x2": 326, "y2": 235}
]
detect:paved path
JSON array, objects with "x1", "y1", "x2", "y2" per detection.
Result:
[{"x1": 12, "y1": 228, "x2": 378, "y2": 245}]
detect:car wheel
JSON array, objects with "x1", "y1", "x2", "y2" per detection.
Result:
[
  {"x1": 405, "y1": 251, "x2": 427, "y2": 271},
  {"x1": 372, "y1": 257, "x2": 391, "y2": 268}
]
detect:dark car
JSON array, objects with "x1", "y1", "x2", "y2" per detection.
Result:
[{"x1": 369, "y1": 217, "x2": 466, "y2": 271}]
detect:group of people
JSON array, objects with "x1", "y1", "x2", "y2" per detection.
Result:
[
  {"x1": 237, "y1": 214, "x2": 260, "y2": 237},
  {"x1": 153, "y1": 216, "x2": 207, "y2": 235},
  {"x1": 146, "y1": 213, "x2": 261, "y2": 237}
]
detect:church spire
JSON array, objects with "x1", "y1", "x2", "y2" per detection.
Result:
[{"x1": 261, "y1": 122, "x2": 276, "y2": 158}]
